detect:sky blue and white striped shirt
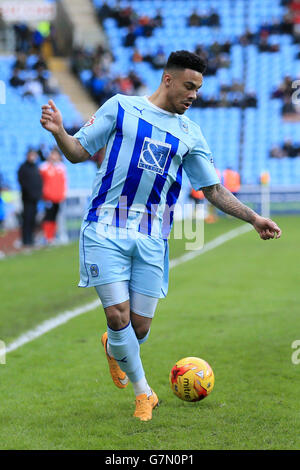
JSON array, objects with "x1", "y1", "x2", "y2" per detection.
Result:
[{"x1": 74, "y1": 94, "x2": 220, "y2": 239}]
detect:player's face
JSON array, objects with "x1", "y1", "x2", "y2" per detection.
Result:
[
  {"x1": 164, "y1": 68, "x2": 203, "y2": 114},
  {"x1": 27, "y1": 151, "x2": 38, "y2": 163},
  {"x1": 49, "y1": 151, "x2": 61, "y2": 163}
]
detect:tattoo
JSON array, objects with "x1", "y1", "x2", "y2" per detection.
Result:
[{"x1": 202, "y1": 184, "x2": 257, "y2": 224}]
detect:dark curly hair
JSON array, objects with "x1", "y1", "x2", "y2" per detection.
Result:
[{"x1": 165, "y1": 50, "x2": 207, "y2": 74}]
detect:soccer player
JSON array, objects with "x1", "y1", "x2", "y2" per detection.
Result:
[{"x1": 40, "y1": 50, "x2": 281, "y2": 421}]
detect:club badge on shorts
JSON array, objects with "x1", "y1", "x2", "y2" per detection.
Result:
[{"x1": 90, "y1": 264, "x2": 99, "y2": 277}]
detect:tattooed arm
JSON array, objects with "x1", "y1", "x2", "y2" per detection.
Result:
[{"x1": 202, "y1": 184, "x2": 281, "y2": 240}]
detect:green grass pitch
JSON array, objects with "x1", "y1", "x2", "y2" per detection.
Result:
[{"x1": 0, "y1": 216, "x2": 300, "y2": 450}]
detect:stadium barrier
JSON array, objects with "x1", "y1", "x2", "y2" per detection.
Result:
[{"x1": 2, "y1": 186, "x2": 300, "y2": 246}]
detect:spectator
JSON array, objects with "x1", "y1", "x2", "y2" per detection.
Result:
[
  {"x1": 258, "y1": 37, "x2": 280, "y2": 52},
  {"x1": 13, "y1": 52, "x2": 27, "y2": 70},
  {"x1": 39, "y1": 148, "x2": 67, "y2": 244},
  {"x1": 132, "y1": 48, "x2": 143, "y2": 63},
  {"x1": 243, "y1": 92, "x2": 258, "y2": 108},
  {"x1": 139, "y1": 15, "x2": 155, "y2": 37},
  {"x1": 151, "y1": 47, "x2": 166, "y2": 69},
  {"x1": 195, "y1": 42, "x2": 230, "y2": 75},
  {"x1": 208, "y1": 9, "x2": 220, "y2": 27},
  {"x1": 282, "y1": 95, "x2": 298, "y2": 115},
  {"x1": 97, "y1": 1, "x2": 114, "y2": 21},
  {"x1": 9, "y1": 68, "x2": 25, "y2": 88},
  {"x1": 144, "y1": 46, "x2": 167, "y2": 70},
  {"x1": 17, "y1": 149, "x2": 43, "y2": 246},
  {"x1": 281, "y1": 11, "x2": 294, "y2": 34},
  {"x1": 13, "y1": 23, "x2": 32, "y2": 53},
  {"x1": 153, "y1": 9, "x2": 163, "y2": 28},
  {"x1": 239, "y1": 28, "x2": 256, "y2": 46},
  {"x1": 282, "y1": 138, "x2": 299, "y2": 156},
  {"x1": 270, "y1": 145, "x2": 285, "y2": 158},
  {"x1": 272, "y1": 75, "x2": 294, "y2": 106},
  {"x1": 22, "y1": 77, "x2": 43, "y2": 99},
  {"x1": 270, "y1": 140, "x2": 300, "y2": 157},
  {"x1": 223, "y1": 168, "x2": 241, "y2": 197},
  {"x1": 188, "y1": 9, "x2": 201, "y2": 27},
  {"x1": 124, "y1": 25, "x2": 137, "y2": 47}
]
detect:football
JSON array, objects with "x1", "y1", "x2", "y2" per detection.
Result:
[{"x1": 169, "y1": 356, "x2": 215, "y2": 402}]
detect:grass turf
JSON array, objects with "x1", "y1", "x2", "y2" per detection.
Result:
[{"x1": 0, "y1": 215, "x2": 300, "y2": 449}]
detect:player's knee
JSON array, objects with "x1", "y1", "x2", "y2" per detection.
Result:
[{"x1": 105, "y1": 303, "x2": 130, "y2": 330}]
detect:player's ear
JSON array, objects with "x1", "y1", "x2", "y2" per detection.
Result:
[{"x1": 162, "y1": 71, "x2": 173, "y2": 87}]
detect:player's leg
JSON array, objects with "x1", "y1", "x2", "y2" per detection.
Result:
[
  {"x1": 98, "y1": 288, "x2": 130, "y2": 389},
  {"x1": 95, "y1": 281, "x2": 155, "y2": 410},
  {"x1": 128, "y1": 296, "x2": 160, "y2": 421},
  {"x1": 129, "y1": 298, "x2": 160, "y2": 420},
  {"x1": 96, "y1": 282, "x2": 147, "y2": 389},
  {"x1": 130, "y1": 291, "x2": 159, "y2": 343},
  {"x1": 107, "y1": 312, "x2": 159, "y2": 422},
  {"x1": 129, "y1": 235, "x2": 167, "y2": 421},
  {"x1": 131, "y1": 311, "x2": 152, "y2": 344},
  {"x1": 78, "y1": 222, "x2": 132, "y2": 389}
]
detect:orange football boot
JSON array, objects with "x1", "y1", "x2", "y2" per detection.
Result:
[
  {"x1": 101, "y1": 332, "x2": 129, "y2": 389},
  {"x1": 133, "y1": 390, "x2": 159, "y2": 421}
]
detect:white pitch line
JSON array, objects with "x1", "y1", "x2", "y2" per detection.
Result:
[
  {"x1": 6, "y1": 223, "x2": 253, "y2": 354},
  {"x1": 6, "y1": 300, "x2": 101, "y2": 354}
]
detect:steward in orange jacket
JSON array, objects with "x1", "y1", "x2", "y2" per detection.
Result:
[
  {"x1": 39, "y1": 148, "x2": 67, "y2": 243},
  {"x1": 223, "y1": 168, "x2": 240, "y2": 195}
]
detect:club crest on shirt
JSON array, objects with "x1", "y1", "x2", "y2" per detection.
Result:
[
  {"x1": 138, "y1": 137, "x2": 171, "y2": 175},
  {"x1": 179, "y1": 118, "x2": 189, "y2": 134},
  {"x1": 83, "y1": 114, "x2": 96, "y2": 127}
]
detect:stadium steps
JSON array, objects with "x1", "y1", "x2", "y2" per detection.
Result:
[
  {"x1": 48, "y1": 57, "x2": 96, "y2": 121},
  {"x1": 61, "y1": 0, "x2": 107, "y2": 49}
]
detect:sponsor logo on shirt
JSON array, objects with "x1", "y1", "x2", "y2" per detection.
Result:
[
  {"x1": 83, "y1": 114, "x2": 96, "y2": 127},
  {"x1": 138, "y1": 137, "x2": 171, "y2": 175}
]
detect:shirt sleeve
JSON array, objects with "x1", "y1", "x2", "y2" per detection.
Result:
[
  {"x1": 74, "y1": 95, "x2": 118, "y2": 156},
  {"x1": 183, "y1": 130, "x2": 220, "y2": 190}
]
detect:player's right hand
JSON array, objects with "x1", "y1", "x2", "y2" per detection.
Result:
[{"x1": 40, "y1": 100, "x2": 63, "y2": 135}]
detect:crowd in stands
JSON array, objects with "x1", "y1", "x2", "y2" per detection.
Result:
[
  {"x1": 194, "y1": 42, "x2": 231, "y2": 75},
  {"x1": 195, "y1": 81, "x2": 258, "y2": 109},
  {"x1": 13, "y1": 20, "x2": 57, "y2": 55},
  {"x1": 72, "y1": 0, "x2": 300, "y2": 111},
  {"x1": 281, "y1": 0, "x2": 300, "y2": 42},
  {"x1": 271, "y1": 75, "x2": 300, "y2": 117},
  {"x1": 5, "y1": 18, "x2": 60, "y2": 100},
  {"x1": 187, "y1": 8, "x2": 221, "y2": 27},
  {"x1": 97, "y1": 1, "x2": 163, "y2": 48},
  {"x1": 270, "y1": 139, "x2": 300, "y2": 158},
  {"x1": 71, "y1": 44, "x2": 148, "y2": 105},
  {"x1": 9, "y1": 51, "x2": 59, "y2": 99}
]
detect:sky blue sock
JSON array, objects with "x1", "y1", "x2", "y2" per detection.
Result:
[{"x1": 107, "y1": 322, "x2": 145, "y2": 383}]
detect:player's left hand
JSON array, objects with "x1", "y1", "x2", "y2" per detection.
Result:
[{"x1": 252, "y1": 216, "x2": 281, "y2": 240}]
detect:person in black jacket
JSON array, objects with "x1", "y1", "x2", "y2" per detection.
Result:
[{"x1": 18, "y1": 149, "x2": 42, "y2": 246}]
